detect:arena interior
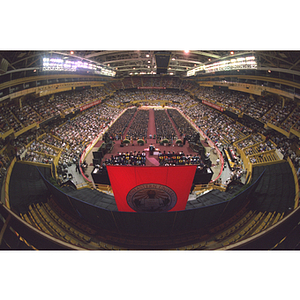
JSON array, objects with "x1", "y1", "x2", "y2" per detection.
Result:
[{"x1": 1, "y1": 50, "x2": 300, "y2": 251}]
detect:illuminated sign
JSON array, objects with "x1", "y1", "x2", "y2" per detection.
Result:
[
  {"x1": 187, "y1": 56, "x2": 257, "y2": 76},
  {"x1": 42, "y1": 57, "x2": 116, "y2": 77}
]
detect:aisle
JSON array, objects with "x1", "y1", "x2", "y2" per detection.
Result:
[{"x1": 147, "y1": 108, "x2": 156, "y2": 139}]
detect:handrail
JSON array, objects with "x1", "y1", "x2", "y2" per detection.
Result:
[
  {"x1": 287, "y1": 157, "x2": 299, "y2": 209},
  {"x1": 4, "y1": 157, "x2": 16, "y2": 209}
]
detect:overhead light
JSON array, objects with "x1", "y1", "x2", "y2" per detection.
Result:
[
  {"x1": 146, "y1": 54, "x2": 150, "y2": 57},
  {"x1": 70, "y1": 51, "x2": 74, "y2": 55},
  {"x1": 148, "y1": 60, "x2": 151, "y2": 63},
  {"x1": 184, "y1": 50, "x2": 190, "y2": 54},
  {"x1": 268, "y1": 70, "x2": 271, "y2": 73},
  {"x1": 172, "y1": 57, "x2": 175, "y2": 61},
  {"x1": 230, "y1": 51, "x2": 234, "y2": 55}
]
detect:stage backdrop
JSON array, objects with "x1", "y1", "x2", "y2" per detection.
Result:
[{"x1": 106, "y1": 165, "x2": 197, "y2": 212}]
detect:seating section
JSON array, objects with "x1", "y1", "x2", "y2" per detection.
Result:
[
  {"x1": 20, "y1": 199, "x2": 123, "y2": 250},
  {"x1": 248, "y1": 150, "x2": 280, "y2": 165}
]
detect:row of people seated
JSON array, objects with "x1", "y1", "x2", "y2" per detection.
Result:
[
  {"x1": 109, "y1": 76, "x2": 187, "y2": 90},
  {"x1": 158, "y1": 151, "x2": 203, "y2": 166},
  {"x1": 102, "y1": 151, "x2": 146, "y2": 166},
  {"x1": 112, "y1": 89, "x2": 193, "y2": 104}
]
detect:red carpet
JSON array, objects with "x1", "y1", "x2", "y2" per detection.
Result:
[
  {"x1": 96, "y1": 107, "x2": 200, "y2": 166},
  {"x1": 147, "y1": 108, "x2": 157, "y2": 138},
  {"x1": 146, "y1": 151, "x2": 160, "y2": 166}
]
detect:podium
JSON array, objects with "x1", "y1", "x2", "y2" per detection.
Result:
[{"x1": 149, "y1": 145, "x2": 155, "y2": 155}]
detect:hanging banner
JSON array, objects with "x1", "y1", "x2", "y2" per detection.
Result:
[
  {"x1": 202, "y1": 100, "x2": 224, "y2": 112},
  {"x1": 137, "y1": 86, "x2": 166, "y2": 89},
  {"x1": 79, "y1": 99, "x2": 102, "y2": 112},
  {"x1": 106, "y1": 165, "x2": 197, "y2": 212}
]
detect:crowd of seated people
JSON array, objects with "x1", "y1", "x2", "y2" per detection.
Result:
[
  {"x1": 193, "y1": 87, "x2": 299, "y2": 130},
  {"x1": 27, "y1": 140, "x2": 59, "y2": 156},
  {"x1": 154, "y1": 109, "x2": 177, "y2": 141},
  {"x1": 181, "y1": 96, "x2": 300, "y2": 181},
  {"x1": 167, "y1": 108, "x2": 198, "y2": 141},
  {"x1": 117, "y1": 90, "x2": 146, "y2": 102},
  {"x1": 104, "y1": 98, "x2": 122, "y2": 107},
  {"x1": 38, "y1": 133, "x2": 77, "y2": 167},
  {"x1": 112, "y1": 89, "x2": 193, "y2": 106},
  {"x1": 125, "y1": 109, "x2": 149, "y2": 140},
  {"x1": 102, "y1": 151, "x2": 146, "y2": 166},
  {"x1": 182, "y1": 101, "x2": 252, "y2": 146},
  {"x1": 106, "y1": 107, "x2": 137, "y2": 140},
  {"x1": 0, "y1": 104, "x2": 23, "y2": 133},
  {"x1": 158, "y1": 151, "x2": 203, "y2": 166},
  {"x1": 0, "y1": 86, "x2": 112, "y2": 138},
  {"x1": 3, "y1": 77, "x2": 299, "y2": 140},
  {"x1": 261, "y1": 100, "x2": 297, "y2": 128},
  {"x1": 244, "y1": 140, "x2": 277, "y2": 156},
  {"x1": 10, "y1": 102, "x2": 42, "y2": 127},
  {"x1": 39, "y1": 133, "x2": 67, "y2": 149},
  {"x1": 281, "y1": 105, "x2": 300, "y2": 132},
  {"x1": 236, "y1": 134, "x2": 264, "y2": 150},
  {"x1": 2, "y1": 77, "x2": 300, "y2": 190},
  {"x1": 8, "y1": 103, "x2": 121, "y2": 166},
  {"x1": 49, "y1": 104, "x2": 121, "y2": 165},
  {"x1": 23, "y1": 151, "x2": 54, "y2": 164},
  {"x1": 244, "y1": 96, "x2": 278, "y2": 120},
  {"x1": 27, "y1": 87, "x2": 109, "y2": 121}
]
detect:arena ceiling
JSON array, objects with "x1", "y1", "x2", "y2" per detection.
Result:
[{"x1": 1, "y1": 50, "x2": 300, "y2": 77}]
